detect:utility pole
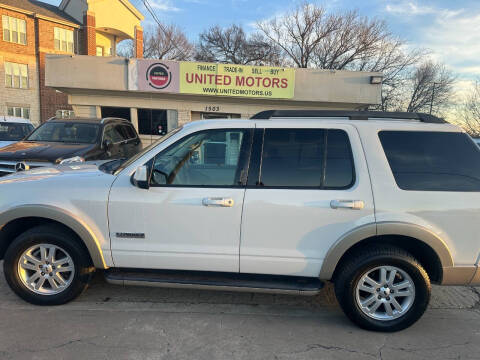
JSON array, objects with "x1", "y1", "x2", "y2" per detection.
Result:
[{"x1": 429, "y1": 82, "x2": 439, "y2": 114}]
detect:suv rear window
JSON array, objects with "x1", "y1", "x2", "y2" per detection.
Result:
[
  {"x1": 259, "y1": 128, "x2": 354, "y2": 188},
  {"x1": 379, "y1": 131, "x2": 480, "y2": 191}
]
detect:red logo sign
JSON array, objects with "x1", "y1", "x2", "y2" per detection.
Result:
[{"x1": 147, "y1": 63, "x2": 172, "y2": 89}]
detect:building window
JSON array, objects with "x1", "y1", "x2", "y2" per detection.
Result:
[
  {"x1": 2, "y1": 15, "x2": 27, "y2": 45},
  {"x1": 5, "y1": 62, "x2": 28, "y2": 89},
  {"x1": 54, "y1": 27, "x2": 74, "y2": 53},
  {"x1": 7, "y1": 106, "x2": 30, "y2": 119},
  {"x1": 137, "y1": 109, "x2": 169, "y2": 135},
  {"x1": 56, "y1": 109, "x2": 75, "y2": 119}
]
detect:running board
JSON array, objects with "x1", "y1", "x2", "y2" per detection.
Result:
[{"x1": 104, "y1": 269, "x2": 324, "y2": 295}]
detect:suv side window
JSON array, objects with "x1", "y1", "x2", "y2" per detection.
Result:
[
  {"x1": 379, "y1": 131, "x2": 480, "y2": 191},
  {"x1": 258, "y1": 128, "x2": 354, "y2": 188},
  {"x1": 151, "y1": 129, "x2": 252, "y2": 187},
  {"x1": 103, "y1": 124, "x2": 124, "y2": 143},
  {"x1": 120, "y1": 124, "x2": 137, "y2": 140}
]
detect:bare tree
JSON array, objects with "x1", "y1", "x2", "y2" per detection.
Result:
[
  {"x1": 405, "y1": 61, "x2": 456, "y2": 113},
  {"x1": 116, "y1": 24, "x2": 194, "y2": 60},
  {"x1": 457, "y1": 82, "x2": 480, "y2": 136},
  {"x1": 312, "y1": 11, "x2": 390, "y2": 70},
  {"x1": 305, "y1": 8, "x2": 426, "y2": 111},
  {"x1": 196, "y1": 24, "x2": 283, "y2": 65},
  {"x1": 354, "y1": 40, "x2": 426, "y2": 111},
  {"x1": 256, "y1": 2, "x2": 340, "y2": 68},
  {"x1": 143, "y1": 24, "x2": 195, "y2": 60},
  {"x1": 116, "y1": 39, "x2": 135, "y2": 58}
]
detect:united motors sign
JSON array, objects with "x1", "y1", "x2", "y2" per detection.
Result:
[{"x1": 130, "y1": 59, "x2": 295, "y2": 99}]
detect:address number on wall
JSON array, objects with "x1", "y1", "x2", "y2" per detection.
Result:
[{"x1": 204, "y1": 106, "x2": 220, "y2": 112}]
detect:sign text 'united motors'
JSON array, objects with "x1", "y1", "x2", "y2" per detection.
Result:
[{"x1": 135, "y1": 59, "x2": 295, "y2": 99}]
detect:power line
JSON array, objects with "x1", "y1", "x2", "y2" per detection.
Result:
[{"x1": 141, "y1": 0, "x2": 188, "y2": 58}]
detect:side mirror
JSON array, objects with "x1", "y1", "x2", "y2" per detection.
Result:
[
  {"x1": 103, "y1": 139, "x2": 113, "y2": 150},
  {"x1": 132, "y1": 165, "x2": 150, "y2": 189}
]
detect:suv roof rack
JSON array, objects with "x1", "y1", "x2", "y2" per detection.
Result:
[
  {"x1": 250, "y1": 110, "x2": 446, "y2": 124},
  {"x1": 101, "y1": 117, "x2": 130, "y2": 124}
]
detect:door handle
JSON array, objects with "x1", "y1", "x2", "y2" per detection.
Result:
[
  {"x1": 202, "y1": 197, "x2": 234, "y2": 207},
  {"x1": 330, "y1": 199, "x2": 364, "y2": 210}
]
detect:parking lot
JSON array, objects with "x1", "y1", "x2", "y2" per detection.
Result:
[{"x1": 0, "y1": 264, "x2": 479, "y2": 360}]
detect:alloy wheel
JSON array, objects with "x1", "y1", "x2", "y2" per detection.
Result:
[
  {"x1": 355, "y1": 265, "x2": 415, "y2": 321},
  {"x1": 17, "y1": 243, "x2": 75, "y2": 295}
]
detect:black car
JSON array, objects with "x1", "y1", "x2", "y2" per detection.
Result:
[{"x1": 0, "y1": 117, "x2": 142, "y2": 176}]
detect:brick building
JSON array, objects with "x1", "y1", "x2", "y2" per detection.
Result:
[{"x1": 0, "y1": 0, "x2": 144, "y2": 125}]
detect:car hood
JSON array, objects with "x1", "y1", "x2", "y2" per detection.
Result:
[
  {"x1": 0, "y1": 141, "x2": 95, "y2": 163},
  {"x1": 0, "y1": 163, "x2": 107, "y2": 184},
  {"x1": 0, "y1": 141, "x2": 15, "y2": 149}
]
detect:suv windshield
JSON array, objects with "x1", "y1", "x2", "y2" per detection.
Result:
[
  {"x1": 27, "y1": 122, "x2": 100, "y2": 144},
  {"x1": 0, "y1": 123, "x2": 34, "y2": 141}
]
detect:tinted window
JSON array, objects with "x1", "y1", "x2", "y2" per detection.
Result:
[
  {"x1": 151, "y1": 129, "x2": 251, "y2": 186},
  {"x1": 27, "y1": 122, "x2": 99, "y2": 144},
  {"x1": 260, "y1": 129, "x2": 325, "y2": 187},
  {"x1": 379, "y1": 131, "x2": 480, "y2": 191},
  {"x1": 324, "y1": 130, "x2": 355, "y2": 188},
  {"x1": 121, "y1": 125, "x2": 137, "y2": 140},
  {"x1": 103, "y1": 125, "x2": 124, "y2": 143},
  {"x1": 259, "y1": 129, "x2": 354, "y2": 188}
]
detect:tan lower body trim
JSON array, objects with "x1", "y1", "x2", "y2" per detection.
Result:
[
  {"x1": 441, "y1": 267, "x2": 477, "y2": 285},
  {"x1": 470, "y1": 267, "x2": 480, "y2": 286}
]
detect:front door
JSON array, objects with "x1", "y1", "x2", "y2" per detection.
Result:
[
  {"x1": 240, "y1": 123, "x2": 375, "y2": 277},
  {"x1": 109, "y1": 127, "x2": 253, "y2": 272},
  {"x1": 102, "y1": 124, "x2": 124, "y2": 159}
]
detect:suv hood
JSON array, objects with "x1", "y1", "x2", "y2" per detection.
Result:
[
  {"x1": 0, "y1": 141, "x2": 95, "y2": 163},
  {"x1": 0, "y1": 163, "x2": 107, "y2": 184}
]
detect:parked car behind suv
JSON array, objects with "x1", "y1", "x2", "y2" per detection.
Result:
[
  {"x1": 0, "y1": 116, "x2": 34, "y2": 150},
  {"x1": 0, "y1": 117, "x2": 141, "y2": 176},
  {"x1": 0, "y1": 110, "x2": 479, "y2": 332}
]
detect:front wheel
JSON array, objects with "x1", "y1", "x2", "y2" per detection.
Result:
[
  {"x1": 334, "y1": 245, "x2": 431, "y2": 332},
  {"x1": 4, "y1": 225, "x2": 93, "y2": 305}
]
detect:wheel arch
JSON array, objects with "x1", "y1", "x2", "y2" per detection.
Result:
[
  {"x1": 319, "y1": 222, "x2": 454, "y2": 284},
  {"x1": 0, "y1": 205, "x2": 107, "y2": 269}
]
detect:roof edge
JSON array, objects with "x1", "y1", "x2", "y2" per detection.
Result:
[
  {"x1": 250, "y1": 110, "x2": 446, "y2": 124},
  {"x1": 0, "y1": 3, "x2": 80, "y2": 27}
]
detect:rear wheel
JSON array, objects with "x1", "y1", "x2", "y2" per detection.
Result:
[
  {"x1": 334, "y1": 245, "x2": 431, "y2": 332},
  {"x1": 4, "y1": 225, "x2": 93, "y2": 305}
]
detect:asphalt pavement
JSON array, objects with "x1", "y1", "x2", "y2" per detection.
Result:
[{"x1": 0, "y1": 264, "x2": 479, "y2": 360}]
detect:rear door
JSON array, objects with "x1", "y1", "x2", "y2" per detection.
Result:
[{"x1": 240, "y1": 122, "x2": 375, "y2": 277}]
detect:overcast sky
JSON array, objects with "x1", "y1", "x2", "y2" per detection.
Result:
[{"x1": 43, "y1": 0, "x2": 480, "y2": 92}]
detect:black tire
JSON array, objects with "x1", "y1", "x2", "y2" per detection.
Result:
[
  {"x1": 334, "y1": 245, "x2": 431, "y2": 332},
  {"x1": 3, "y1": 224, "x2": 94, "y2": 305}
]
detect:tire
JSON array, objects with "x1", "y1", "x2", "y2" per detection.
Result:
[
  {"x1": 334, "y1": 245, "x2": 431, "y2": 332},
  {"x1": 3, "y1": 224, "x2": 94, "y2": 305}
]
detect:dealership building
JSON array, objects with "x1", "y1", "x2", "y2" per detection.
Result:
[{"x1": 45, "y1": 54, "x2": 383, "y2": 144}]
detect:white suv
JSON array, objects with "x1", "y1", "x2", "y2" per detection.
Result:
[
  {"x1": 1, "y1": 110, "x2": 479, "y2": 332},
  {"x1": 0, "y1": 116, "x2": 34, "y2": 149}
]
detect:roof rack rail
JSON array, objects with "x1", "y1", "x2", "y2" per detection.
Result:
[
  {"x1": 250, "y1": 110, "x2": 446, "y2": 124},
  {"x1": 100, "y1": 117, "x2": 129, "y2": 124}
]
